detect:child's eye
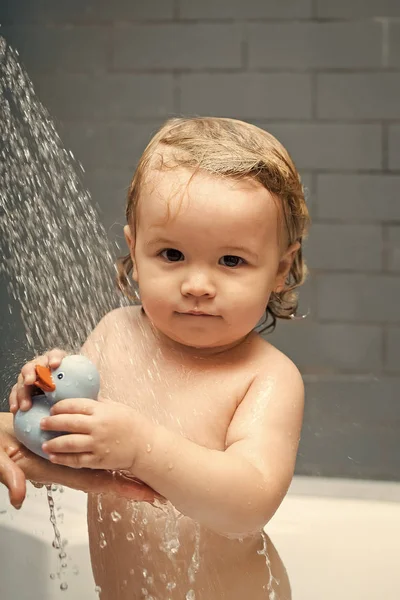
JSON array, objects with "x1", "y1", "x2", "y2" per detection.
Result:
[
  {"x1": 220, "y1": 255, "x2": 245, "y2": 268},
  {"x1": 160, "y1": 248, "x2": 184, "y2": 262}
]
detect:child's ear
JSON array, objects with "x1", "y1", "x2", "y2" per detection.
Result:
[
  {"x1": 274, "y1": 241, "x2": 301, "y2": 293},
  {"x1": 123, "y1": 225, "x2": 138, "y2": 282}
]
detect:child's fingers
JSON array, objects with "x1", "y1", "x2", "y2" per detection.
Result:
[
  {"x1": 16, "y1": 377, "x2": 35, "y2": 412},
  {"x1": 21, "y1": 357, "x2": 48, "y2": 385},
  {"x1": 18, "y1": 356, "x2": 52, "y2": 411},
  {"x1": 42, "y1": 434, "x2": 93, "y2": 455},
  {"x1": 9, "y1": 384, "x2": 19, "y2": 414},
  {"x1": 47, "y1": 348, "x2": 67, "y2": 369},
  {"x1": 10, "y1": 374, "x2": 34, "y2": 413},
  {"x1": 21, "y1": 349, "x2": 66, "y2": 385},
  {"x1": 50, "y1": 398, "x2": 97, "y2": 416},
  {"x1": 41, "y1": 414, "x2": 91, "y2": 434},
  {"x1": 14, "y1": 350, "x2": 68, "y2": 413}
]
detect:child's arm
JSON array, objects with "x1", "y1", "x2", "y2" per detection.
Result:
[
  {"x1": 41, "y1": 356, "x2": 304, "y2": 536},
  {"x1": 135, "y1": 358, "x2": 304, "y2": 536},
  {"x1": 0, "y1": 412, "x2": 159, "y2": 507}
]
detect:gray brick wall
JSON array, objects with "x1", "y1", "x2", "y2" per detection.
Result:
[{"x1": 1, "y1": 0, "x2": 399, "y2": 481}]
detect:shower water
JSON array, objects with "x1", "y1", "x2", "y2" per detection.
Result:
[{"x1": 0, "y1": 35, "x2": 121, "y2": 354}]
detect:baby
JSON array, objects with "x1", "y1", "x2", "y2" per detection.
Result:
[{"x1": 8, "y1": 117, "x2": 310, "y2": 599}]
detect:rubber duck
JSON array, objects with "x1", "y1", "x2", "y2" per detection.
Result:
[{"x1": 14, "y1": 354, "x2": 100, "y2": 460}]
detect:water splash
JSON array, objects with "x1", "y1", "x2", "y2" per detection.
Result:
[
  {"x1": 257, "y1": 530, "x2": 279, "y2": 600},
  {"x1": 0, "y1": 35, "x2": 124, "y2": 357},
  {"x1": 188, "y1": 522, "x2": 201, "y2": 585},
  {"x1": 159, "y1": 504, "x2": 181, "y2": 560},
  {"x1": 96, "y1": 494, "x2": 103, "y2": 522},
  {"x1": 46, "y1": 484, "x2": 68, "y2": 591}
]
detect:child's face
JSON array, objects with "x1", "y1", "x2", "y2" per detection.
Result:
[{"x1": 124, "y1": 168, "x2": 298, "y2": 351}]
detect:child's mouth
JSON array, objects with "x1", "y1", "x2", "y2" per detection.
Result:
[{"x1": 177, "y1": 311, "x2": 216, "y2": 317}]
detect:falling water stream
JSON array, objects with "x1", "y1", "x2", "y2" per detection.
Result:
[
  {"x1": 0, "y1": 33, "x2": 126, "y2": 593},
  {"x1": 0, "y1": 34, "x2": 277, "y2": 599},
  {"x1": 0, "y1": 36, "x2": 121, "y2": 353}
]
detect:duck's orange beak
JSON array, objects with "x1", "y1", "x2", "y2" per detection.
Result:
[{"x1": 34, "y1": 365, "x2": 56, "y2": 393}]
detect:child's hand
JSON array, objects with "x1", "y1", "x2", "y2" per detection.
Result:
[
  {"x1": 40, "y1": 398, "x2": 141, "y2": 472},
  {"x1": 0, "y1": 412, "x2": 161, "y2": 507},
  {"x1": 9, "y1": 349, "x2": 67, "y2": 414}
]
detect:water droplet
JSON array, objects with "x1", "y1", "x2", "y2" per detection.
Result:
[
  {"x1": 88, "y1": 375, "x2": 93, "y2": 381},
  {"x1": 111, "y1": 510, "x2": 121, "y2": 522},
  {"x1": 129, "y1": 568, "x2": 135, "y2": 576},
  {"x1": 60, "y1": 582, "x2": 68, "y2": 591},
  {"x1": 186, "y1": 590, "x2": 195, "y2": 600},
  {"x1": 167, "y1": 462, "x2": 174, "y2": 470},
  {"x1": 142, "y1": 569, "x2": 148, "y2": 578},
  {"x1": 126, "y1": 532, "x2": 135, "y2": 541},
  {"x1": 141, "y1": 588, "x2": 148, "y2": 596},
  {"x1": 146, "y1": 443, "x2": 152, "y2": 452},
  {"x1": 61, "y1": 562, "x2": 68, "y2": 569},
  {"x1": 94, "y1": 585, "x2": 102, "y2": 594},
  {"x1": 143, "y1": 543, "x2": 150, "y2": 554},
  {"x1": 59, "y1": 551, "x2": 67, "y2": 559},
  {"x1": 24, "y1": 425, "x2": 31, "y2": 433},
  {"x1": 166, "y1": 581, "x2": 176, "y2": 591},
  {"x1": 115, "y1": 439, "x2": 120, "y2": 445},
  {"x1": 100, "y1": 539, "x2": 107, "y2": 548},
  {"x1": 50, "y1": 573, "x2": 56, "y2": 580}
]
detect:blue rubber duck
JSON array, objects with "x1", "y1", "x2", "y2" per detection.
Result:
[{"x1": 14, "y1": 354, "x2": 100, "y2": 460}]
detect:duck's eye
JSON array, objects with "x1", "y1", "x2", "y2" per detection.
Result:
[{"x1": 57, "y1": 372, "x2": 64, "y2": 380}]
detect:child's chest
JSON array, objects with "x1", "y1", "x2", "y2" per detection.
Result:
[{"x1": 97, "y1": 331, "x2": 255, "y2": 450}]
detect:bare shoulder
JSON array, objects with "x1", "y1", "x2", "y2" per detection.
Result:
[
  {"x1": 99, "y1": 305, "x2": 142, "y2": 328},
  {"x1": 251, "y1": 334, "x2": 304, "y2": 403},
  {"x1": 81, "y1": 305, "x2": 142, "y2": 359}
]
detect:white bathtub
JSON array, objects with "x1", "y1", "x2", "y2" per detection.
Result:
[
  {"x1": 0, "y1": 483, "x2": 96, "y2": 600},
  {"x1": 269, "y1": 476, "x2": 400, "y2": 600},
  {"x1": 0, "y1": 477, "x2": 399, "y2": 600}
]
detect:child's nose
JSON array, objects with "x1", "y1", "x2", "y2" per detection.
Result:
[{"x1": 180, "y1": 270, "x2": 216, "y2": 297}]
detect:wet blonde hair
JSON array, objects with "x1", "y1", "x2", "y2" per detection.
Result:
[{"x1": 117, "y1": 117, "x2": 310, "y2": 332}]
